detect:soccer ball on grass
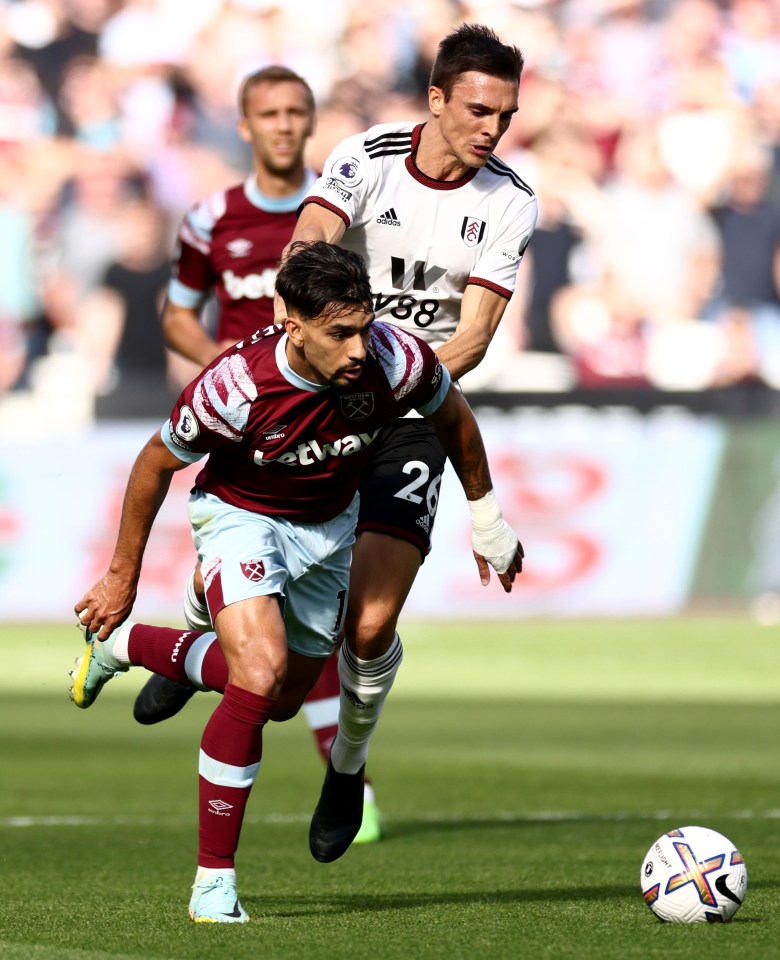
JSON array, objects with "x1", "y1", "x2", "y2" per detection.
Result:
[{"x1": 640, "y1": 825, "x2": 747, "y2": 923}]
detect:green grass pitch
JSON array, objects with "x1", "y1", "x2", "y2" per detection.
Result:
[{"x1": 2, "y1": 618, "x2": 780, "y2": 959}]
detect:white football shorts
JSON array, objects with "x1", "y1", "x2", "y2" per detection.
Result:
[{"x1": 188, "y1": 489, "x2": 358, "y2": 658}]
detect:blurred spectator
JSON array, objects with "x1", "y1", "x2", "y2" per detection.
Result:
[
  {"x1": 550, "y1": 272, "x2": 652, "y2": 388},
  {"x1": 721, "y1": 0, "x2": 780, "y2": 105},
  {"x1": 56, "y1": 54, "x2": 121, "y2": 146},
  {"x1": 39, "y1": 147, "x2": 140, "y2": 344},
  {"x1": 708, "y1": 138, "x2": 780, "y2": 387},
  {"x1": 8, "y1": 0, "x2": 110, "y2": 130},
  {"x1": 0, "y1": 55, "x2": 56, "y2": 143},
  {"x1": 752, "y1": 75, "x2": 780, "y2": 211},
  {"x1": 0, "y1": 147, "x2": 40, "y2": 390},
  {"x1": 547, "y1": 120, "x2": 727, "y2": 389},
  {"x1": 657, "y1": 52, "x2": 751, "y2": 207},
  {"x1": 76, "y1": 196, "x2": 174, "y2": 417},
  {"x1": 588, "y1": 121, "x2": 721, "y2": 323},
  {"x1": 504, "y1": 123, "x2": 605, "y2": 355}
]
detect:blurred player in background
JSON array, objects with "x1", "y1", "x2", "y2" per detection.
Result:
[
  {"x1": 133, "y1": 65, "x2": 384, "y2": 842},
  {"x1": 70, "y1": 241, "x2": 524, "y2": 922}
]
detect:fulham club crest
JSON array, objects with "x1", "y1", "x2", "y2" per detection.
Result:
[
  {"x1": 340, "y1": 392, "x2": 374, "y2": 421},
  {"x1": 241, "y1": 559, "x2": 265, "y2": 582},
  {"x1": 461, "y1": 217, "x2": 486, "y2": 247}
]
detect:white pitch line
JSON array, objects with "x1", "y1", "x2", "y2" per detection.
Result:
[{"x1": 3, "y1": 809, "x2": 780, "y2": 829}]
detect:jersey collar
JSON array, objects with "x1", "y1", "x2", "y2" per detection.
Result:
[
  {"x1": 244, "y1": 168, "x2": 318, "y2": 213},
  {"x1": 405, "y1": 123, "x2": 479, "y2": 190},
  {"x1": 275, "y1": 332, "x2": 330, "y2": 392}
]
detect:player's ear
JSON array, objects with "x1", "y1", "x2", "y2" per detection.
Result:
[
  {"x1": 284, "y1": 314, "x2": 304, "y2": 347},
  {"x1": 429, "y1": 85, "x2": 445, "y2": 118},
  {"x1": 237, "y1": 116, "x2": 252, "y2": 143}
]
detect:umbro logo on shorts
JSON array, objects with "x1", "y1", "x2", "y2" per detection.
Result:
[{"x1": 376, "y1": 208, "x2": 401, "y2": 226}]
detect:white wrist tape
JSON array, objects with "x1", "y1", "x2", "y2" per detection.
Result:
[{"x1": 468, "y1": 490, "x2": 519, "y2": 574}]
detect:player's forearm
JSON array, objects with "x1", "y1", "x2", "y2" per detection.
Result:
[
  {"x1": 288, "y1": 202, "x2": 348, "y2": 248},
  {"x1": 106, "y1": 435, "x2": 180, "y2": 582},
  {"x1": 430, "y1": 387, "x2": 522, "y2": 588},
  {"x1": 163, "y1": 302, "x2": 221, "y2": 367},
  {"x1": 275, "y1": 204, "x2": 348, "y2": 323},
  {"x1": 435, "y1": 333, "x2": 489, "y2": 381},
  {"x1": 430, "y1": 388, "x2": 492, "y2": 500},
  {"x1": 437, "y1": 286, "x2": 508, "y2": 380}
]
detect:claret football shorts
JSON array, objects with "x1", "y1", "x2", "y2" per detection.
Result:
[
  {"x1": 356, "y1": 419, "x2": 447, "y2": 560},
  {"x1": 188, "y1": 490, "x2": 358, "y2": 658}
]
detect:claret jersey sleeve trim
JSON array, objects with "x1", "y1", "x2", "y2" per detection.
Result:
[
  {"x1": 466, "y1": 275, "x2": 514, "y2": 300},
  {"x1": 168, "y1": 277, "x2": 207, "y2": 309},
  {"x1": 299, "y1": 196, "x2": 351, "y2": 227}
]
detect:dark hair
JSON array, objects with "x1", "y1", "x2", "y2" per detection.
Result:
[
  {"x1": 429, "y1": 23, "x2": 524, "y2": 99},
  {"x1": 239, "y1": 65, "x2": 315, "y2": 117},
  {"x1": 276, "y1": 242, "x2": 373, "y2": 321}
]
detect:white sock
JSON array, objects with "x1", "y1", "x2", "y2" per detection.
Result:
[
  {"x1": 195, "y1": 866, "x2": 236, "y2": 883},
  {"x1": 107, "y1": 621, "x2": 133, "y2": 667},
  {"x1": 330, "y1": 633, "x2": 403, "y2": 775},
  {"x1": 184, "y1": 567, "x2": 212, "y2": 631}
]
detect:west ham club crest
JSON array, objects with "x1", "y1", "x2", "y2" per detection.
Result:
[{"x1": 340, "y1": 392, "x2": 374, "y2": 420}]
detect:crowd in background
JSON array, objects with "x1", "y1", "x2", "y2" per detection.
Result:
[{"x1": 2, "y1": 0, "x2": 780, "y2": 424}]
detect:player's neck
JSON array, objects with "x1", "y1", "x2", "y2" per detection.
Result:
[
  {"x1": 415, "y1": 122, "x2": 471, "y2": 182},
  {"x1": 253, "y1": 164, "x2": 307, "y2": 199}
]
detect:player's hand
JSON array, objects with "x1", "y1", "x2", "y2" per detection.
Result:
[
  {"x1": 74, "y1": 572, "x2": 137, "y2": 640},
  {"x1": 469, "y1": 491, "x2": 524, "y2": 592},
  {"x1": 473, "y1": 537, "x2": 524, "y2": 593}
]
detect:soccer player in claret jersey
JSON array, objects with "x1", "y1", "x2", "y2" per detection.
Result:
[
  {"x1": 70, "y1": 241, "x2": 524, "y2": 922},
  {"x1": 133, "y1": 65, "x2": 383, "y2": 842}
]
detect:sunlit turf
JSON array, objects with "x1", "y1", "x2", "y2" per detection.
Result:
[{"x1": 2, "y1": 619, "x2": 779, "y2": 959}]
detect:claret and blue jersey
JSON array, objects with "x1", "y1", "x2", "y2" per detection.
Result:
[{"x1": 161, "y1": 321, "x2": 450, "y2": 524}]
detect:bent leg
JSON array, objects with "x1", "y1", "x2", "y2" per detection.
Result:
[{"x1": 197, "y1": 596, "x2": 286, "y2": 872}]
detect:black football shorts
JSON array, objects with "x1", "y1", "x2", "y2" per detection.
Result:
[{"x1": 356, "y1": 418, "x2": 448, "y2": 559}]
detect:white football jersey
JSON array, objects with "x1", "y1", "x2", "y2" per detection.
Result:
[{"x1": 303, "y1": 121, "x2": 537, "y2": 349}]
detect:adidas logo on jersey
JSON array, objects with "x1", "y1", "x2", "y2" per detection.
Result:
[{"x1": 376, "y1": 208, "x2": 401, "y2": 226}]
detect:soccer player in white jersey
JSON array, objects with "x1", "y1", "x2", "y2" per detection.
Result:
[
  {"x1": 70, "y1": 241, "x2": 524, "y2": 922},
  {"x1": 132, "y1": 65, "x2": 385, "y2": 843},
  {"x1": 278, "y1": 23, "x2": 537, "y2": 861}
]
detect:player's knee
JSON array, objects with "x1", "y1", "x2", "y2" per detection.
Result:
[
  {"x1": 269, "y1": 685, "x2": 308, "y2": 721},
  {"x1": 345, "y1": 607, "x2": 399, "y2": 659},
  {"x1": 230, "y1": 657, "x2": 286, "y2": 699}
]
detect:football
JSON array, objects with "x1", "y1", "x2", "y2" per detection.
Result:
[{"x1": 640, "y1": 825, "x2": 748, "y2": 923}]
